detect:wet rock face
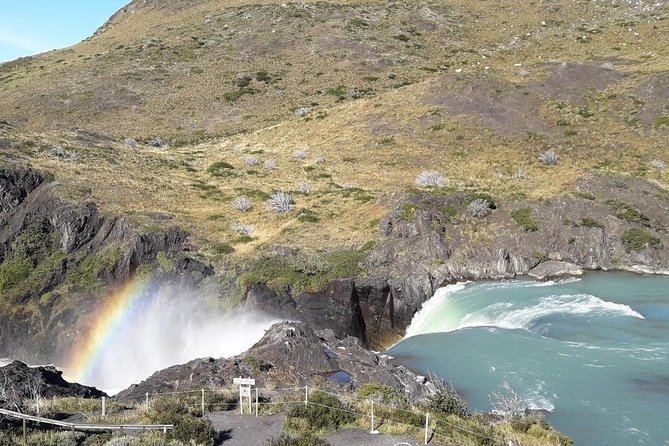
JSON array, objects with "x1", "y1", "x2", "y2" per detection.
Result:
[
  {"x1": 0, "y1": 167, "x2": 213, "y2": 363},
  {"x1": 117, "y1": 321, "x2": 432, "y2": 404},
  {"x1": 245, "y1": 279, "x2": 367, "y2": 345},
  {"x1": 0, "y1": 168, "x2": 44, "y2": 216}
]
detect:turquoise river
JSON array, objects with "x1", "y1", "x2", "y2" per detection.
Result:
[{"x1": 388, "y1": 272, "x2": 669, "y2": 446}]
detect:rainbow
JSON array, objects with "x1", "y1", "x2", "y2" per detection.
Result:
[{"x1": 64, "y1": 277, "x2": 151, "y2": 385}]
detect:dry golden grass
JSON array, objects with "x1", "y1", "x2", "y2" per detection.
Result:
[{"x1": 1, "y1": 0, "x2": 668, "y2": 265}]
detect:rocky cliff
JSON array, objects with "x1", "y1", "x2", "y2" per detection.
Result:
[
  {"x1": 245, "y1": 174, "x2": 669, "y2": 348},
  {"x1": 0, "y1": 167, "x2": 213, "y2": 363}
]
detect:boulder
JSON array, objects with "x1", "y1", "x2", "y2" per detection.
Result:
[{"x1": 528, "y1": 261, "x2": 584, "y2": 280}]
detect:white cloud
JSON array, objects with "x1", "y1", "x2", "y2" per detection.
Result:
[{"x1": 0, "y1": 28, "x2": 50, "y2": 55}]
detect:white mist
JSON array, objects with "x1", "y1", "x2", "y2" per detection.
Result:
[{"x1": 68, "y1": 285, "x2": 278, "y2": 394}]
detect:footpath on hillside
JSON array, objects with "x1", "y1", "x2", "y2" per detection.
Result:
[{"x1": 207, "y1": 412, "x2": 422, "y2": 446}]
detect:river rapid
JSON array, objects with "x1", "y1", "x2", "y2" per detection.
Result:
[{"x1": 389, "y1": 272, "x2": 669, "y2": 446}]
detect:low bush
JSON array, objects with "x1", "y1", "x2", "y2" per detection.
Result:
[
  {"x1": 622, "y1": 228, "x2": 660, "y2": 252},
  {"x1": 232, "y1": 196, "x2": 253, "y2": 212},
  {"x1": 206, "y1": 161, "x2": 235, "y2": 176},
  {"x1": 426, "y1": 378, "x2": 469, "y2": 418},
  {"x1": 266, "y1": 192, "x2": 294, "y2": 213},
  {"x1": 146, "y1": 398, "x2": 216, "y2": 446},
  {"x1": 415, "y1": 171, "x2": 447, "y2": 188},
  {"x1": 606, "y1": 199, "x2": 648, "y2": 224},
  {"x1": 511, "y1": 208, "x2": 539, "y2": 232},
  {"x1": 467, "y1": 198, "x2": 493, "y2": 218},
  {"x1": 265, "y1": 433, "x2": 330, "y2": 446},
  {"x1": 286, "y1": 391, "x2": 354, "y2": 432}
]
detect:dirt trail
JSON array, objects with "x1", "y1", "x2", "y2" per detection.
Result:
[{"x1": 207, "y1": 411, "x2": 423, "y2": 446}]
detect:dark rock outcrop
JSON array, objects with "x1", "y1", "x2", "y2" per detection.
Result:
[
  {"x1": 0, "y1": 361, "x2": 105, "y2": 405},
  {"x1": 117, "y1": 321, "x2": 432, "y2": 403}
]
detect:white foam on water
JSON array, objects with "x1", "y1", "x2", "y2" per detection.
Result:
[
  {"x1": 403, "y1": 282, "x2": 469, "y2": 339},
  {"x1": 457, "y1": 293, "x2": 644, "y2": 332},
  {"x1": 523, "y1": 381, "x2": 555, "y2": 413}
]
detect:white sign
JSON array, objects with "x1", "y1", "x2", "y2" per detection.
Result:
[
  {"x1": 234, "y1": 378, "x2": 256, "y2": 386},
  {"x1": 240, "y1": 387, "x2": 251, "y2": 397}
]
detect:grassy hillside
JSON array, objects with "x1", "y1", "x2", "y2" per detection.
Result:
[{"x1": 1, "y1": 0, "x2": 668, "y2": 267}]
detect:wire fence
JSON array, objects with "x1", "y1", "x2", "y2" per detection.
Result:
[{"x1": 11, "y1": 384, "x2": 512, "y2": 445}]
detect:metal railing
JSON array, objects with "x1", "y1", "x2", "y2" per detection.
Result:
[{"x1": 0, "y1": 407, "x2": 174, "y2": 433}]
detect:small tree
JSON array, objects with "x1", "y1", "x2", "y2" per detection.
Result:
[
  {"x1": 490, "y1": 381, "x2": 526, "y2": 420},
  {"x1": 415, "y1": 171, "x2": 447, "y2": 188},
  {"x1": 267, "y1": 192, "x2": 294, "y2": 213}
]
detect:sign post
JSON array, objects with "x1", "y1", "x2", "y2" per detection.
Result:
[{"x1": 233, "y1": 377, "x2": 255, "y2": 415}]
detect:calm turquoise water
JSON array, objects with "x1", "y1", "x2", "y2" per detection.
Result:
[{"x1": 388, "y1": 273, "x2": 669, "y2": 446}]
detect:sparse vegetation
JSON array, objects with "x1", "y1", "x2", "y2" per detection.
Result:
[{"x1": 606, "y1": 199, "x2": 648, "y2": 224}]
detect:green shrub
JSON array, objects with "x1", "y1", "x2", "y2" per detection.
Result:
[
  {"x1": 357, "y1": 383, "x2": 401, "y2": 404},
  {"x1": 579, "y1": 218, "x2": 603, "y2": 229},
  {"x1": 605, "y1": 199, "x2": 648, "y2": 224},
  {"x1": 146, "y1": 398, "x2": 216, "y2": 446},
  {"x1": 212, "y1": 243, "x2": 234, "y2": 255},
  {"x1": 622, "y1": 228, "x2": 660, "y2": 252},
  {"x1": 265, "y1": 433, "x2": 330, "y2": 446},
  {"x1": 652, "y1": 116, "x2": 669, "y2": 128},
  {"x1": 243, "y1": 355, "x2": 270, "y2": 373},
  {"x1": 286, "y1": 391, "x2": 354, "y2": 432},
  {"x1": 0, "y1": 257, "x2": 33, "y2": 294},
  {"x1": 297, "y1": 209, "x2": 320, "y2": 223},
  {"x1": 426, "y1": 386, "x2": 469, "y2": 418},
  {"x1": 511, "y1": 207, "x2": 539, "y2": 232},
  {"x1": 156, "y1": 251, "x2": 175, "y2": 273},
  {"x1": 206, "y1": 161, "x2": 235, "y2": 177},
  {"x1": 239, "y1": 247, "x2": 368, "y2": 294}
]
